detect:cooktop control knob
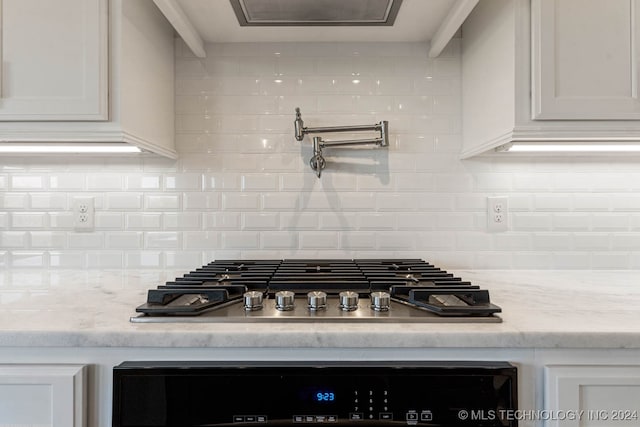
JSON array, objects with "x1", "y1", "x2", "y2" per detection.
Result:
[
  {"x1": 275, "y1": 290, "x2": 295, "y2": 311},
  {"x1": 243, "y1": 291, "x2": 264, "y2": 311},
  {"x1": 370, "y1": 291, "x2": 391, "y2": 312},
  {"x1": 307, "y1": 291, "x2": 327, "y2": 311},
  {"x1": 339, "y1": 291, "x2": 359, "y2": 311}
]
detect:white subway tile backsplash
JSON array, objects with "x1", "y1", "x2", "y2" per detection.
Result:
[
  {"x1": 184, "y1": 231, "x2": 220, "y2": 249},
  {"x1": 223, "y1": 231, "x2": 259, "y2": 249},
  {"x1": 49, "y1": 213, "x2": 75, "y2": 229},
  {"x1": 68, "y1": 233, "x2": 104, "y2": 249},
  {"x1": 145, "y1": 232, "x2": 181, "y2": 249},
  {"x1": 126, "y1": 251, "x2": 163, "y2": 268},
  {"x1": 163, "y1": 212, "x2": 201, "y2": 230},
  {"x1": 453, "y1": 232, "x2": 491, "y2": 251},
  {"x1": 243, "y1": 213, "x2": 279, "y2": 230},
  {"x1": 551, "y1": 252, "x2": 591, "y2": 269},
  {"x1": 415, "y1": 231, "x2": 456, "y2": 250},
  {"x1": 340, "y1": 232, "x2": 376, "y2": 249},
  {"x1": 223, "y1": 193, "x2": 260, "y2": 210},
  {"x1": 436, "y1": 213, "x2": 474, "y2": 230},
  {"x1": 95, "y1": 213, "x2": 124, "y2": 230},
  {"x1": 611, "y1": 233, "x2": 640, "y2": 249},
  {"x1": 574, "y1": 195, "x2": 610, "y2": 211},
  {"x1": 107, "y1": 193, "x2": 143, "y2": 210},
  {"x1": 49, "y1": 252, "x2": 85, "y2": 269},
  {"x1": 512, "y1": 213, "x2": 553, "y2": 231},
  {"x1": 573, "y1": 233, "x2": 611, "y2": 250},
  {"x1": 126, "y1": 213, "x2": 162, "y2": 229},
  {"x1": 300, "y1": 232, "x2": 339, "y2": 249},
  {"x1": 512, "y1": 252, "x2": 553, "y2": 269},
  {"x1": 203, "y1": 173, "x2": 240, "y2": 191},
  {"x1": 203, "y1": 213, "x2": 242, "y2": 230},
  {"x1": 145, "y1": 194, "x2": 182, "y2": 210},
  {"x1": 280, "y1": 212, "x2": 319, "y2": 230},
  {"x1": 29, "y1": 194, "x2": 67, "y2": 210},
  {"x1": 533, "y1": 233, "x2": 572, "y2": 250},
  {"x1": 590, "y1": 253, "x2": 630, "y2": 269},
  {"x1": 10, "y1": 175, "x2": 44, "y2": 190},
  {"x1": 1, "y1": 231, "x2": 29, "y2": 248},
  {"x1": 611, "y1": 195, "x2": 640, "y2": 211},
  {"x1": 1, "y1": 40, "x2": 639, "y2": 270},
  {"x1": 106, "y1": 232, "x2": 143, "y2": 249},
  {"x1": 493, "y1": 233, "x2": 532, "y2": 250},
  {"x1": 261, "y1": 231, "x2": 298, "y2": 249},
  {"x1": 591, "y1": 214, "x2": 629, "y2": 230},
  {"x1": 165, "y1": 251, "x2": 204, "y2": 268},
  {"x1": 48, "y1": 172, "x2": 87, "y2": 191},
  {"x1": 126, "y1": 175, "x2": 162, "y2": 190},
  {"x1": 262, "y1": 193, "x2": 300, "y2": 210},
  {"x1": 552, "y1": 214, "x2": 590, "y2": 231},
  {"x1": 11, "y1": 252, "x2": 46, "y2": 268},
  {"x1": 0, "y1": 193, "x2": 28, "y2": 209},
  {"x1": 396, "y1": 213, "x2": 436, "y2": 230},
  {"x1": 11, "y1": 212, "x2": 47, "y2": 229},
  {"x1": 86, "y1": 252, "x2": 124, "y2": 269},
  {"x1": 241, "y1": 174, "x2": 279, "y2": 191},
  {"x1": 376, "y1": 232, "x2": 415, "y2": 250},
  {"x1": 357, "y1": 213, "x2": 396, "y2": 230},
  {"x1": 534, "y1": 195, "x2": 573, "y2": 211},
  {"x1": 318, "y1": 213, "x2": 358, "y2": 230},
  {"x1": 30, "y1": 232, "x2": 66, "y2": 249}
]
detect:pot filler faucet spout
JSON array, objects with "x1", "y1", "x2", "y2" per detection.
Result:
[{"x1": 294, "y1": 107, "x2": 389, "y2": 178}]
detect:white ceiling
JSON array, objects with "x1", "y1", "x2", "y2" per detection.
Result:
[{"x1": 174, "y1": 0, "x2": 460, "y2": 43}]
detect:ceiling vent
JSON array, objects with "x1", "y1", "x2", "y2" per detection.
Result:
[{"x1": 229, "y1": 0, "x2": 403, "y2": 26}]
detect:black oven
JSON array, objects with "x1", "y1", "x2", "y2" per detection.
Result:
[{"x1": 112, "y1": 361, "x2": 517, "y2": 426}]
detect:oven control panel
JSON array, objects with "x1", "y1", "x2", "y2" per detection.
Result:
[{"x1": 112, "y1": 361, "x2": 517, "y2": 426}]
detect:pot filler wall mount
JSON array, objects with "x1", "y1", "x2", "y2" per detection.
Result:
[{"x1": 294, "y1": 108, "x2": 389, "y2": 177}]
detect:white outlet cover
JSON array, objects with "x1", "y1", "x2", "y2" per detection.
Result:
[{"x1": 487, "y1": 196, "x2": 508, "y2": 232}]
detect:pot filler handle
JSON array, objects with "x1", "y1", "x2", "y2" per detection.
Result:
[{"x1": 294, "y1": 107, "x2": 389, "y2": 178}]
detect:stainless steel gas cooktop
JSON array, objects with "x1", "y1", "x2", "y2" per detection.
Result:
[{"x1": 131, "y1": 259, "x2": 502, "y2": 323}]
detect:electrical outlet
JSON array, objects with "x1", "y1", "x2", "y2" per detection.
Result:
[
  {"x1": 487, "y1": 196, "x2": 508, "y2": 232},
  {"x1": 73, "y1": 197, "x2": 95, "y2": 231}
]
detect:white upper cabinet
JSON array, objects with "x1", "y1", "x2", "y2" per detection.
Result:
[
  {"x1": 0, "y1": 0, "x2": 108, "y2": 120},
  {"x1": 0, "y1": 0, "x2": 177, "y2": 158},
  {"x1": 461, "y1": 0, "x2": 640, "y2": 158},
  {"x1": 532, "y1": 0, "x2": 640, "y2": 120}
]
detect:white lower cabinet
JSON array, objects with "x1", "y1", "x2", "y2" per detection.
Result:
[
  {"x1": 0, "y1": 364, "x2": 86, "y2": 427},
  {"x1": 545, "y1": 365, "x2": 640, "y2": 427}
]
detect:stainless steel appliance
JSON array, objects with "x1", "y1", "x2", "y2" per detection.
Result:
[
  {"x1": 131, "y1": 259, "x2": 502, "y2": 323},
  {"x1": 112, "y1": 361, "x2": 518, "y2": 427}
]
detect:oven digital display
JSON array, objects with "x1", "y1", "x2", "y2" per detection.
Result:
[{"x1": 314, "y1": 391, "x2": 335, "y2": 402}]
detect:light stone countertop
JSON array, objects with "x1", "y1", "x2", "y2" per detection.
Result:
[{"x1": 0, "y1": 269, "x2": 638, "y2": 349}]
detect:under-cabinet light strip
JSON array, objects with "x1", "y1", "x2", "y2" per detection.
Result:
[
  {"x1": 0, "y1": 144, "x2": 142, "y2": 154},
  {"x1": 500, "y1": 143, "x2": 640, "y2": 153}
]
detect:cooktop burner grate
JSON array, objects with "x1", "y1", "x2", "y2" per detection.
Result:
[{"x1": 131, "y1": 259, "x2": 502, "y2": 323}]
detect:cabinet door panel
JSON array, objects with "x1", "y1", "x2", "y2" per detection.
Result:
[
  {"x1": 0, "y1": 364, "x2": 86, "y2": 427},
  {"x1": 545, "y1": 365, "x2": 640, "y2": 427},
  {"x1": 532, "y1": 0, "x2": 640, "y2": 120},
  {"x1": 0, "y1": 0, "x2": 108, "y2": 120}
]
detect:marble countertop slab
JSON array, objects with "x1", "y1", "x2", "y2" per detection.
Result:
[{"x1": 0, "y1": 269, "x2": 638, "y2": 349}]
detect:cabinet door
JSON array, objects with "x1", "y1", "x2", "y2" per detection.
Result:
[
  {"x1": 532, "y1": 0, "x2": 640, "y2": 120},
  {"x1": 0, "y1": 364, "x2": 86, "y2": 427},
  {"x1": 545, "y1": 365, "x2": 640, "y2": 427},
  {"x1": 0, "y1": 0, "x2": 108, "y2": 120}
]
